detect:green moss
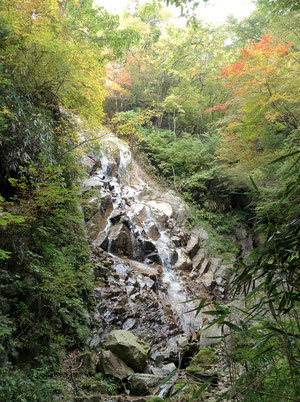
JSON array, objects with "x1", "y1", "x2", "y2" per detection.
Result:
[{"x1": 186, "y1": 348, "x2": 216, "y2": 373}]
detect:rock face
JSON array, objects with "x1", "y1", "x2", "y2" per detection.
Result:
[{"x1": 103, "y1": 330, "x2": 150, "y2": 372}]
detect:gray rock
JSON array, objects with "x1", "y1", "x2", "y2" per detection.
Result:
[
  {"x1": 104, "y1": 330, "x2": 150, "y2": 372},
  {"x1": 87, "y1": 334, "x2": 101, "y2": 349},
  {"x1": 137, "y1": 275, "x2": 155, "y2": 290},
  {"x1": 98, "y1": 350, "x2": 133, "y2": 380},
  {"x1": 146, "y1": 222, "x2": 160, "y2": 241},
  {"x1": 173, "y1": 249, "x2": 192, "y2": 271},
  {"x1": 103, "y1": 223, "x2": 135, "y2": 257},
  {"x1": 176, "y1": 336, "x2": 189, "y2": 348},
  {"x1": 235, "y1": 223, "x2": 248, "y2": 240},
  {"x1": 191, "y1": 226, "x2": 209, "y2": 240},
  {"x1": 192, "y1": 249, "x2": 206, "y2": 271},
  {"x1": 186, "y1": 236, "x2": 200, "y2": 259},
  {"x1": 199, "y1": 258, "x2": 210, "y2": 276},
  {"x1": 129, "y1": 373, "x2": 162, "y2": 395},
  {"x1": 200, "y1": 326, "x2": 222, "y2": 347},
  {"x1": 201, "y1": 271, "x2": 215, "y2": 287},
  {"x1": 152, "y1": 363, "x2": 176, "y2": 377},
  {"x1": 150, "y1": 350, "x2": 171, "y2": 366},
  {"x1": 114, "y1": 263, "x2": 129, "y2": 279},
  {"x1": 126, "y1": 259, "x2": 160, "y2": 279},
  {"x1": 123, "y1": 318, "x2": 136, "y2": 331}
]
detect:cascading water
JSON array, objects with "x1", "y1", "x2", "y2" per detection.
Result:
[{"x1": 84, "y1": 133, "x2": 203, "y2": 336}]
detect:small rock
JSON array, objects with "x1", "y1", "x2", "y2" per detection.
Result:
[
  {"x1": 176, "y1": 336, "x2": 189, "y2": 348},
  {"x1": 152, "y1": 363, "x2": 176, "y2": 377},
  {"x1": 123, "y1": 318, "x2": 136, "y2": 331},
  {"x1": 126, "y1": 259, "x2": 160, "y2": 278},
  {"x1": 173, "y1": 249, "x2": 192, "y2": 271},
  {"x1": 129, "y1": 373, "x2": 162, "y2": 396},
  {"x1": 186, "y1": 236, "x2": 200, "y2": 259},
  {"x1": 199, "y1": 258, "x2": 210, "y2": 276}
]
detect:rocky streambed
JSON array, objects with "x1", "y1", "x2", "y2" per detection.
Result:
[{"x1": 77, "y1": 133, "x2": 251, "y2": 401}]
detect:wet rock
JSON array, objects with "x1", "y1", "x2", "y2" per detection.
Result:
[
  {"x1": 173, "y1": 249, "x2": 192, "y2": 271},
  {"x1": 106, "y1": 160, "x2": 118, "y2": 177},
  {"x1": 103, "y1": 223, "x2": 134, "y2": 257},
  {"x1": 152, "y1": 363, "x2": 176, "y2": 377},
  {"x1": 114, "y1": 264, "x2": 130, "y2": 280},
  {"x1": 141, "y1": 239, "x2": 157, "y2": 254},
  {"x1": 172, "y1": 228, "x2": 188, "y2": 246},
  {"x1": 126, "y1": 259, "x2": 160, "y2": 279},
  {"x1": 137, "y1": 275, "x2": 155, "y2": 290},
  {"x1": 101, "y1": 193, "x2": 113, "y2": 212},
  {"x1": 98, "y1": 350, "x2": 134, "y2": 380},
  {"x1": 104, "y1": 330, "x2": 150, "y2": 372},
  {"x1": 129, "y1": 205, "x2": 148, "y2": 226},
  {"x1": 109, "y1": 208, "x2": 124, "y2": 224},
  {"x1": 171, "y1": 235, "x2": 182, "y2": 247},
  {"x1": 123, "y1": 318, "x2": 136, "y2": 331},
  {"x1": 146, "y1": 252, "x2": 162, "y2": 265},
  {"x1": 129, "y1": 373, "x2": 162, "y2": 396},
  {"x1": 146, "y1": 222, "x2": 160, "y2": 241},
  {"x1": 86, "y1": 212, "x2": 109, "y2": 242},
  {"x1": 186, "y1": 236, "x2": 200, "y2": 259}
]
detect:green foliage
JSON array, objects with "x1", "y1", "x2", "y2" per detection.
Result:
[
  {"x1": 0, "y1": 364, "x2": 65, "y2": 402},
  {"x1": 137, "y1": 126, "x2": 241, "y2": 210}
]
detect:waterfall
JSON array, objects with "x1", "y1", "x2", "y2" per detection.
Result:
[{"x1": 84, "y1": 133, "x2": 204, "y2": 339}]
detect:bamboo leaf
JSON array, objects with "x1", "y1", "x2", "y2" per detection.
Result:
[
  {"x1": 188, "y1": 377, "x2": 213, "y2": 401},
  {"x1": 159, "y1": 368, "x2": 178, "y2": 386},
  {"x1": 242, "y1": 282, "x2": 264, "y2": 302}
]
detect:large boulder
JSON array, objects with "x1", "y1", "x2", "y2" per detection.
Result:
[
  {"x1": 101, "y1": 223, "x2": 134, "y2": 257},
  {"x1": 103, "y1": 330, "x2": 150, "y2": 372},
  {"x1": 129, "y1": 373, "x2": 162, "y2": 395},
  {"x1": 98, "y1": 350, "x2": 134, "y2": 380}
]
